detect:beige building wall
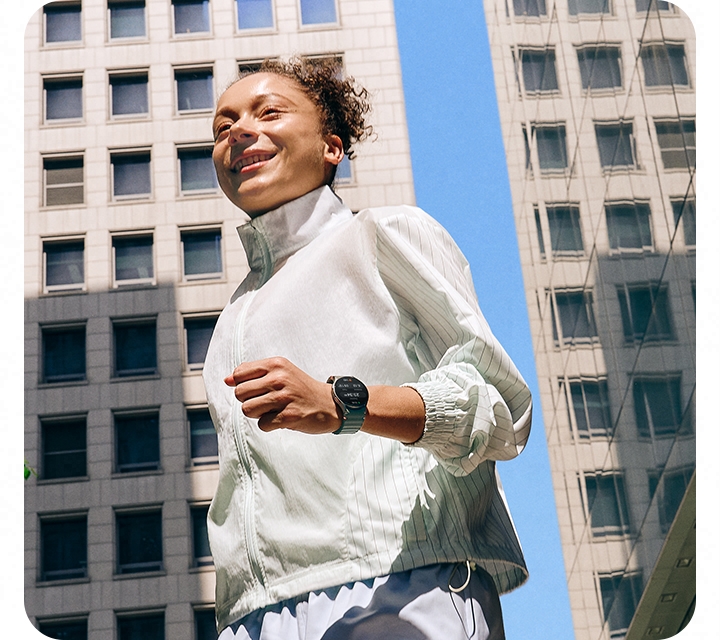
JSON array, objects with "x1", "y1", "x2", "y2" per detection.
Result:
[
  {"x1": 24, "y1": 1, "x2": 414, "y2": 638},
  {"x1": 483, "y1": 1, "x2": 695, "y2": 639}
]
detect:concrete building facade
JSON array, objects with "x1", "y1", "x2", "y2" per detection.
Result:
[
  {"x1": 23, "y1": 1, "x2": 414, "y2": 638},
  {"x1": 483, "y1": 1, "x2": 695, "y2": 638}
]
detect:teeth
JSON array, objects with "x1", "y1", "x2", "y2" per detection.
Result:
[{"x1": 240, "y1": 154, "x2": 271, "y2": 168}]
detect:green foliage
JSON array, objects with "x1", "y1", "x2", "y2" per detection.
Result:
[{"x1": 24, "y1": 460, "x2": 36, "y2": 480}]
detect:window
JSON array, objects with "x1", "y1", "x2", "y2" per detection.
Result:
[
  {"x1": 617, "y1": 282, "x2": 673, "y2": 342},
  {"x1": 44, "y1": 239, "x2": 84, "y2": 291},
  {"x1": 533, "y1": 124, "x2": 568, "y2": 172},
  {"x1": 595, "y1": 121, "x2": 636, "y2": 169},
  {"x1": 334, "y1": 155, "x2": 352, "y2": 184},
  {"x1": 110, "y1": 72, "x2": 149, "y2": 117},
  {"x1": 519, "y1": 48, "x2": 558, "y2": 93},
  {"x1": 116, "y1": 509, "x2": 163, "y2": 574},
  {"x1": 41, "y1": 416, "x2": 87, "y2": 480},
  {"x1": 513, "y1": 0, "x2": 546, "y2": 17},
  {"x1": 191, "y1": 504, "x2": 213, "y2": 566},
  {"x1": 115, "y1": 412, "x2": 160, "y2": 473},
  {"x1": 44, "y1": 76, "x2": 82, "y2": 121},
  {"x1": 568, "y1": 0, "x2": 611, "y2": 15},
  {"x1": 633, "y1": 375, "x2": 686, "y2": 438},
  {"x1": 117, "y1": 612, "x2": 165, "y2": 640},
  {"x1": 238, "y1": 59, "x2": 265, "y2": 76},
  {"x1": 188, "y1": 407, "x2": 218, "y2": 464},
  {"x1": 599, "y1": 572, "x2": 644, "y2": 638},
  {"x1": 605, "y1": 201, "x2": 653, "y2": 251},
  {"x1": 577, "y1": 46, "x2": 622, "y2": 90},
  {"x1": 113, "y1": 319, "x2": 157, "y2": 377},
  {"x1": 534, "y1": 208, "x2": 546, "y2": 258},
  {"x1": 655, "y1": 119, "x2": 695, "y2": 170},
  {"x1": 300, "y1": 0, "x2": 338, "y2": 25},
  {"x1": 546, "y1": 205, "x2": 584, "y2": 255},
  {"x1": 175, "y1": 68, "x2": 214, "y2": 113},
  {"x1": 567, "y1": 379, "x2": 612, "y2": 438},
  {"x1": 236, "y1": 0, "x2": 274, "y2": 29},
  {"x1": 181, "y1": 229, "x2": 223, "y2": 280},
  {"x1": 109, "y1": 1, "x2": 146, "y2": 39},
  {"x1": 584, "y1": 473, "x2": 630, "y2": 536},
  {"x1": 194, "y1": 609, "x2": 217, "y2": 640},
  {"x1": 44, "y1": 2, "x2": 82, "y2": 44},
  {"x1": 44, "y1": 156, "x2": 84, "y2": 207},
  {"x1": 178, "y1": 147, "x2": 218, "y2": 193},
  {"x1": 40, "y1": 515, "x2": 87, "y2": 581},
  {"x1": 113, "y1": 234, "x2": 154, "y2": 285},
  {"x1": 641, "y1": 43, "x2": 689, "y2": 87},
  {"x1": 648, "y1": 466, "x2": 693, "y2": 533},
  {"x1": 173, "y1": 0, "x2": 210, "y2": 34},
  {"x1": 671, "y1": 197, "x2": 695, "y2": 247},
  {"x1": 38, "y1": 618, "x2": 88, "y2": 640},
  {"x1": 522, "y1": 126, "x2": 532, "y2": 173},
  {"x1": 636, "y1": 0, "x2": 673, "y2": 12},
  {"x1": 185, "y1": 316, "x2": 218, "y2": 369},
  {"x1": 111, "y1": 150, "x2": 152, "y2": 199},
  {"x1": 552, "y1": 290, "x2": 598, "y2": 344},
  {"x1": 42, "y1": 324, "x2": 86, "y2": 383}
]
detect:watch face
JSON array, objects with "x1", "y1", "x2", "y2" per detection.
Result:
[{"x1": 334, "y1": 376, "x2": 369, "y2": 409}]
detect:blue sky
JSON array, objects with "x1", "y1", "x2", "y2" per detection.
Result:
[
  {"x1": 392, "y1": 1, "x2": 575, "y2": 637},
  {"x1": 2, "y1": 1, "x2": 717, "y2": 638}
]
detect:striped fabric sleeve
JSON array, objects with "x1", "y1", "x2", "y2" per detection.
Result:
[{"x1": 374, "y1": 207, "x2": 532, "y2": 477}]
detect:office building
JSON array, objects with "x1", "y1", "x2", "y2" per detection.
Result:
[
  {"x1": 483, "y1": 1, "x2": 695, "y2": 638},
  {"x1": 24, "y1": 1, "x2": 414, "y2": 638}
]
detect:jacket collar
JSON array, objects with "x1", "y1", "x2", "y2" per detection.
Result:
[{"x1": 237, "y1": 186, "x2": 352, "y2": 283}]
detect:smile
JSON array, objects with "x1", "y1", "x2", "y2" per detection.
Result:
[{"x1": 231, "y1": 152, "x2": 276, "y2": 173}]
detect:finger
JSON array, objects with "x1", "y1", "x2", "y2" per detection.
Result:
[
  {"x1": 257, "y1": 411, "x2": 283, "y2": 432},
  {"x1": 225, "y1": 357, "x2": 291, "y2": 386},
  {"x1": 240, "y1": 393, "x2": 286, "y2": 420}
]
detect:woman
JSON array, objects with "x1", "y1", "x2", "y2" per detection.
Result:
[{"x1": 203, "y1": 58, "x2": 532, "y2": 640}]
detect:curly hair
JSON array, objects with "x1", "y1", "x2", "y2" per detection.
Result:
[{"x1": 239, "y1": 57, "x2": 374, "y2": 162}]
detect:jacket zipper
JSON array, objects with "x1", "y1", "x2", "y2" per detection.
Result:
[{"x1": 232, "y1": 290, "x2": 267, "y2": 593}]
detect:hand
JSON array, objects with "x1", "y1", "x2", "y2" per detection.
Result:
[{"x1": 224, "y1": 357, "x2": 341, "y2": 434}]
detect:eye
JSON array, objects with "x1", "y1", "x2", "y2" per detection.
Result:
[
  {"x1": 260, "y1": 106, "x2": 282, "y2": 119},
  {"x1": 213, "y1": 122, "x2": 231, "y2": 141}
]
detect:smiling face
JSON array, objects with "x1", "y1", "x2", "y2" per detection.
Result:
[{"x1": 212, "y1": 73, "x2": 343, "y2": 217}]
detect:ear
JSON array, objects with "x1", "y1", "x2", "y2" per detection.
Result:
[{"x1": 323, "y1": 134, "x2": 344, "y2": 167}]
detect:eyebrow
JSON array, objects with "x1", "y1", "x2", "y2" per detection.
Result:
[{"x1": 214, "y1": 91, "x2": 299, "y2": 120}]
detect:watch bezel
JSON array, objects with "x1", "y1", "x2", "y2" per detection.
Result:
[{"x1": 332, "y1": 376, "x2": 369, "y2": 410}]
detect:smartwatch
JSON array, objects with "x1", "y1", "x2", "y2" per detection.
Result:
[{"x1": 326, "y1": 376, "x2": 369, "y2": 435}]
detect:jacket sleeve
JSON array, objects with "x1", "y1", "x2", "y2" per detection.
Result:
[{"x1": 374, "y1": 207, "x2": 532, "y2": 477}]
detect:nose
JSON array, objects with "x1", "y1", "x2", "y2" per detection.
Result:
[{"x1": 227, "y1": 117, "x2": 258, "y2": 146}]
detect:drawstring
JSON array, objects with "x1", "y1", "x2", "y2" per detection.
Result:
[{"x1": 449, "y1": 561, "x2": 478, "y2": 638}]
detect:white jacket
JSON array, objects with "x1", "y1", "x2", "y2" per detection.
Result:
[{"x1": 203, "y1": 186, "x2": 533, "y2": 630}]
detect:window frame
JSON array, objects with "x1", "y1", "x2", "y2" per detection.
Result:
[
  {"x1": 177, "y1": 144, "x2": 219, "y2": 195},
  {"x1": 654, "y1": 118, "x2": 696, "y2": 171},
  {"x1": 109, "y1": 69, "x2": 150, "y2": 120},
  {"x1": 635, "y1": 0, "x2": 675, "y2": 13},
  {"x1": 670, "y1": 196, "x2": 696, "y2": 248},
  {"x1": 531, "y1": 123, "x2": 569, "y2": 174},
  {"x1": 598, "y1": 571, "x2": 644, "y2": 638},
  {"x1": 235, "y1": 0, "x2": 276, "y2": 32},
  {"x1": 189, "y1": 503, "x2": 214, "y2": 567},
  {"x1": 43, "y1": 1, "x2": 83, "y2": 46},
  {"x1": 616, "y1": 281, "x2": 674, "y2": 343},
  {"x1": 113, "y1": 409, "x2": 161, "y2": 474},
  {"x1": 42, "y1": 236, "x2": 86, "y2": 293},
  {"x1": 187, "y1": 406, "x2": 219, "y2": 466},
  {"x1": 41, "y1": 322, "x2": 87, "y2": 384},
  {"x1": 40, "y1": 414, "x2": 88, "y2": 481},
  {"x1": 550, "y1": 289, "x2": 599, "y2": 346},
  {"x1": 43, "y1": 74, "x2": 84, "y2": 123},
  {"x1": 298, "y1": 0, "x2": 340, "y2": 28},
  {"x1": 116, "y1": 610, "x2": 166, "y2": 640},
  {"x1": 604, "y1": 200, "x2": 654, "y2": 253},
  {"x1": 184, "y1": 314, "x2": 219, "y2": 370},
  {"x1": 38, "y1": 616, "x2": 89, "y2": 640},
  {"x1": 108, "y1": 0, "x2": 148, "y2": 41},
  {"x1": 193, "y1": 607, "x2": 217, "y2": 640},
  {"x1": 511, "y1": 0, "x2": 547, "y2": 18},
  {"x1": 632, "y1": 373, "x2": 688, "y2": 439},
  {"x1": 115, "y1": 507, "x2": 164, "y2": 575},
  {"x1": 43, "y1": 153, "x2": 85, "y2": 208},
  {"x1": 110, "y1": 148, "x2": 153, "y2": 201},
  {"x1": 518, "y1": 47, "x2": 559, "y2": 94},
  {"x1": 564, "y1": 378, "x2": 613, "y2": 439},
  {"x1": 172, "y1": 0, "x2": 211, "y2": 37},
  {"x1": 576, "y1": 44, "x2": 623, "y2": 92},
  {"x1": 39, "y1": 512, "x2": 88, "y2": 582},
  {"x1": 594, "y1": 120, "x2": 637, "y2": 170},
  {"x1": 582, "y1": 471, "x2": 631, "y2": 537},
  {"x1": 568, "y1": 0, "x2": 613, "y2": 17},
  {"x1": 180, "y1": 227, "x2": 224, "y2": 281},
  {"x1": 112, "y1": 231, "x2": 155, "y2": 287},
  {"x1": 648, "y1": 465, "x2": 694, "y2": 533},
  {"x1": 545, "y1": 204, "x2": 585, "y2": 257},
  {"x1": 112, "y1": 317, "x2": 158, "y2": 378},
  {"x1": 640, "y1": 41, "x2": 691, "y2": 89},
  {"x1": 174, "y1": 66, "x2": 215, "y2": 115}
]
